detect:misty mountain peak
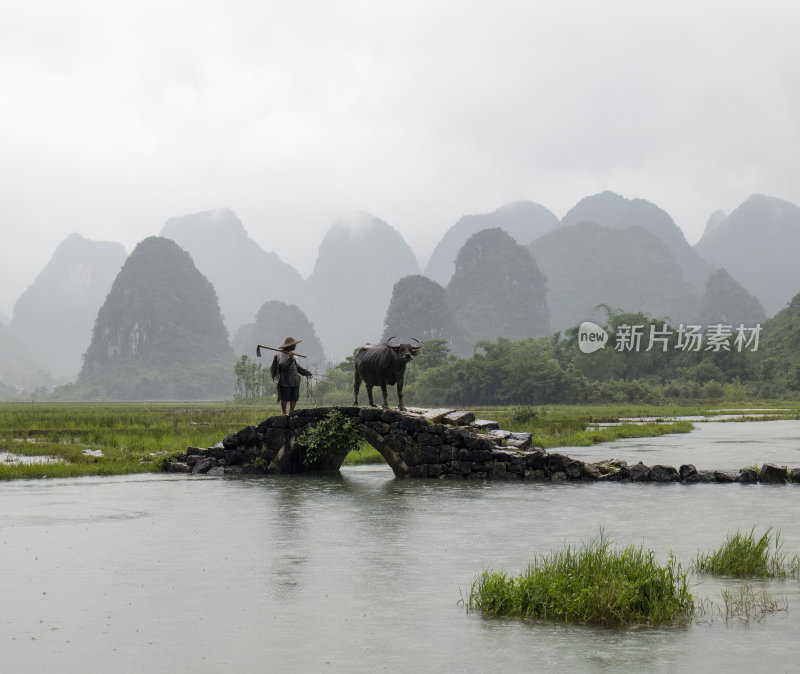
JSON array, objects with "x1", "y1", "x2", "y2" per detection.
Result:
[
  {"x1": 159, "y1": 208, "x2": 306, "y2": 335},
  {"x1": 424, "y1": 200, "x2": 559, "y2": 286},
  {"x1": 561, "y1": 191, "x2": 711, "y2": 291},
  {"x1": 327, "y1": 210, "x2": 387, "y2": 240},
  {"x1": 702, "y1": 210, "x2": 728, "y2": 239},
  {"x1": 307, "y1": 211, "x2": 419, "y2": 358},
  {"x1": 694, "y1": 194, "x2": 800, "y2": 316},
  {"x1": 10, "y1": 233, "x2": 127, "y2": 380},
  {"x1": 161, "y1": 207, "x2": 247, "y2": 239}
]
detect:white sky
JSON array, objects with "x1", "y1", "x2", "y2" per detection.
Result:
[{"x1": 2, "y1": 0, "x2": 799, "y2": 317}]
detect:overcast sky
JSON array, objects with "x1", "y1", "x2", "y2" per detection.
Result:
[{"x1": 2, "y1": 0, "x2": 799, "y2": 318}]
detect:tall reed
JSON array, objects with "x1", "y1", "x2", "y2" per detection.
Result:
[{"x1": 694, "y1": 527, "x2": 800, "y2": 578}]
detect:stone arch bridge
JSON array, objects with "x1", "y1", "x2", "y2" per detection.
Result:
[{"x1": 164, "y1": 406, "x2": 797, "y2": 485}]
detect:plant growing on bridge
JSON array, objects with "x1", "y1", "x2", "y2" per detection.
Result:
[{"x1": 298, "y1": 410, "x2": 363, "y2": 469}]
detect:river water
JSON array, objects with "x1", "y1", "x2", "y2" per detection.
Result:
[{"x1": 3, "y1": 420, "x2": 800, "y2": 673}]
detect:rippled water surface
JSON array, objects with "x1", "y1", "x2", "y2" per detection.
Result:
[{"x1": 3, "y1": 421, "x2": 800, "y2": 673}]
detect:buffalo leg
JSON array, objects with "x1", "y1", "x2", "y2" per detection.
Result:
[
  {"x1": 380, "y1": 385, "x2": 389, "y2": 409},
  {"x1": 353, "y1": 370, "x2": 362, "y2": 406},
  {"x1": 366, "y1": 385, "x2": 377, "y2": 407},
  {"x1": 397, "y1": 385, "x2": 406, "y2": 411}
]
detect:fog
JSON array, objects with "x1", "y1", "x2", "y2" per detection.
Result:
[{"x1": 2, "y1": 0, "x2": 799, "y2": 316}]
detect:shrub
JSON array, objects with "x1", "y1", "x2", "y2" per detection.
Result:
[
  {"x1": 297, "y1": 410, "x2": 362, "y2": 470},
  {"x1": 510, "y1": 406, "x2": 539, "y2": 424}
]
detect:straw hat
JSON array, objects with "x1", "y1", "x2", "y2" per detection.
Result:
[{"x1": 280, "y1": 336, "x2": 302, "y2": 350}]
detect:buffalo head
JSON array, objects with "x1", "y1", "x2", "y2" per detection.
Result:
[{"x1": 385, "y1": 336, "x2": 421, "y2": 362}]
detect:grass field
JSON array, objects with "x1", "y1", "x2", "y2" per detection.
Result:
[{"x1": 1, "y1": 400, "x2": 796, "y2": 480}]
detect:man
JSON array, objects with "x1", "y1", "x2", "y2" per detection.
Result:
[{"x1": 270, "y1": 337, "x2": 313, "y2": 415}]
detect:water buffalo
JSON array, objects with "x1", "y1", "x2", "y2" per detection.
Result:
[{"x1": 353, "y1": 337, "x2": 421, "y2": 411}]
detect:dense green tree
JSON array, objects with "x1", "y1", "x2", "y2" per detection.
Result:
[
  {"x1": 407, "y1": 337, "x2": 585, "y2": 406},
  {"x1": 448, "y1": 228, "x2": 550, "y2": 349},
  {"x1": 233, "y1": 355, "x2": 273, "y2": 399},
  {"x1": 755, "y1": 291, "x2": 800, "y2": 390},
  {"x1": 73, "y1": 236, "x2": 234, "y2": 400},
  {"x1": 382, "y1": 275, "x2": 468, "y2": 356}
]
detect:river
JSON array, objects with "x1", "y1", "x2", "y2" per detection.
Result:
[{"x1": 2, "y1": 420, "x2": 800, "y2": 672}]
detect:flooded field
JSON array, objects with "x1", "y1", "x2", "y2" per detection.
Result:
[{"x1": 2, "y1": 420, "x2": 800, "y2": 672}]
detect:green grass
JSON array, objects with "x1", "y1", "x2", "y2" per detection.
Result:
[
  {"x1": 467, "y1": 532, "x2": 694, "y2": 626},
  {"x1": 693, "y1": 527, "x2": 800, "y2": 578},
  {"x1": 483, "y1": 404, "x2": 697, "y2": 449},
  {"x1": 343, "y1": 442, "x2": 385, "y2": 465},
  {"x1": 0, "y1": 401, "x2": 281, "y2": 480},
  {"x1": 1, "y1": 400, "x2": 793, "y2": 479}
]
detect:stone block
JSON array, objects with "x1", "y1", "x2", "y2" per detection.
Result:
[
  {"x1": 582, "y1": 464, "x2": 601, "y2": 480},
  {"x1": 165, "y1": 461, "x2": 191, "y2": 473},
  {"x1": 236, "y1": 425, "x2": 260, "y2": 447},
  {"x1": 265, "y1": 415, "x2": 290, "y2": 430},
  {"x1": 438, "y1": 445, "x2": 457, "y2": 462},
  {"x1": 404, "y1": 446, "x2": 423, "y2": 466},
  {"x1": 415, "y1": 432, "x2": 443, "y2": 446},
  {"x1": 564, "y1": 460, "x2": 584, "y2": 480},
  {"x1": 597, "y1": 469, "x2": 628, "y2": 482},
  {"x1": 545, "y1": 453, "x2": 568, "y2": 475},
  {"x1": 456, "y1": 460, "x2": 473, "y2": 475},
  {"x1": 443, "y1": 428, "x2": 466, "y2": 447},
  {"x1": 506, "y1": 432, "x2": 532, "y2": 450},
  {"x1": 420, "y1": 445, "x2": 441, "y2": 463},
  {"x1": 760, "y1": 463, "x2": 788, "y2": 484},
  {"x1": 222, "y1": 432, "x2": 239, "y2": 449},
  {"x1": 380, "y1": 409, "x2": 403, "y2": 424},
  {"x1": 365, "y1": 421, "x2": 391, "y2": 435},
  {"x1": 359, "y1": 407, "x2": 384, "y2": 422},
  {"x1": 426, "y1": 463, "x2": 446, "y2": 478},
  {"x1": 679, "y1": 464, "x2": 697, "y2": 480},
  {"x1": 485, "y1": 430, "x2": 511, "y2": 445},
  {"x1": 524, "y1": 469, "x2": 546, "y2": 481},
  {"x1": 714, "y1": 470, "x2": 737, "y2": 483},
  {"x1": 471, "y1": 419, "x2": 500, "y2": 431},
  {"x1": 738, "y1": 467, "x2": 758, "y2": 483},
  {"x1": 629, "y1": 462, "x2": 651, "y2": 481},
  {"x1": 651, "y1": 465, "x2": 678, "y2": 482},
  {"x1": 400, "y1": 415, "x2": 429, "y2": 432},
  {"x1": 443, "y1": 410, "x2": 475, "y2": 425},
  {"x1": 464, "y1": 435, "x2": 496, "y2": 453},
  {"x1": 423, "y1": 408, "x2": 455, "y2": 424},
  {"x1": 192, "y1": 457, "x2": 217, "y2": 474}
]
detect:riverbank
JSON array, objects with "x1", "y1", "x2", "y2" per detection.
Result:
[{"x1": 1, "y1": 401, "x2": 798, "y2": 480}]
